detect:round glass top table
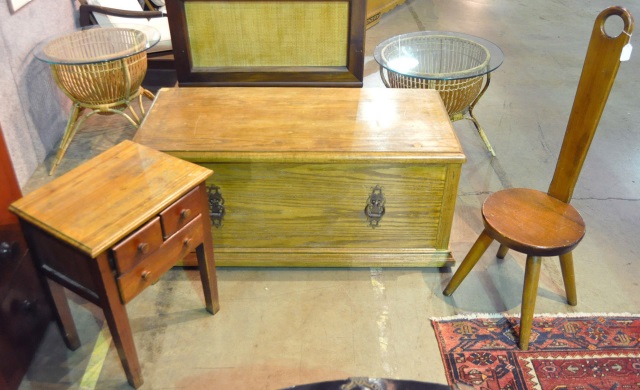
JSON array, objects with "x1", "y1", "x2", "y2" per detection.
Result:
[
  {"x1": 374, "y1": 31, "x2": 504, "y2": 156},
  {"x1": 34, "y1": 24, "x2": 160, "y2": 174}
]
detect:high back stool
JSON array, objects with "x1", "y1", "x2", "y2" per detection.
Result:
[
  {"x1": 10, "y1": 140, "x2": 220, "y2": 388},
  {"x1": 443, "y1": 6, "x2": 633, "y2": 350}
]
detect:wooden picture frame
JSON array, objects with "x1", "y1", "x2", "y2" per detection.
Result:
[{"x1": 165, "y1": 0, "x2": 365, "y2": 87}]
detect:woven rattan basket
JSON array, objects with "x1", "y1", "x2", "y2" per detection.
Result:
[
  {"x1": 44, "y1": 28, "x2": 149, "y2": 107},
  {"x1": 379, "y1": 35, "x2": 490, "y2": 115}
]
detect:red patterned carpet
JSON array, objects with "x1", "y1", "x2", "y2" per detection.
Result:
[{"x1": 431, "y1": 313, "x2": 640, "y2": 389}]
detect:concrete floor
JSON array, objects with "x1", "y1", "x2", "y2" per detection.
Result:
[{"x1": 19, "y1": 0, "x2": 640, "y2": 388}]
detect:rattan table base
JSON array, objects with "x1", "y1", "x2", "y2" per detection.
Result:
[
  {"x1": 380, "y1": 68, "x2": 495, "y2": 156},
  {"x1": 37, "y1": 27, "x2": 158, "y2": 175},
  {"x1": 49, "y1": 55, "x2": 155, "y2": 174}
]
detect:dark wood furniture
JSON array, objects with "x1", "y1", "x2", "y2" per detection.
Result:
[
  {"x1": 77, "y1": 0, "x2": 175, "y2": 70},
  {"x1": 165, "y1": 0, "x2": 366, "y2": 87},
  {"x1": 10, "y1": 140, "x2": 220, "y2": 388},
  {"x1": 134, "y1": 87, "x2": 465, "y2": 267},
  {"x1": 0, "y1": 126, "x2": 52, "y2": 390},
  {"x1": 443, "y1": 6, "x2": 634, "y2": 350}
]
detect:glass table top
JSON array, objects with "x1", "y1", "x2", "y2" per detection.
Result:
[
  {"x1": 34, "y1": 24, "x2": 161, "y2": 65},
  {"x1": 374, "y1": 31, "x2": 504, "y2": 80}
]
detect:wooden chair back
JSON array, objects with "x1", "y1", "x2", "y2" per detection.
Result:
[{"x1": 548, "y1": 6, "x2": 634, "y2": 203}]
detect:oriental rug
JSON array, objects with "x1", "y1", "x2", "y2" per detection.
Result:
[{"x1": 431, "y1": 313, "x2": 640, "y2": 390}]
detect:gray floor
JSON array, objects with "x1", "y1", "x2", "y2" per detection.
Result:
[{"x1": 19, "y1": 0, "x2": 640, "y2": 388}]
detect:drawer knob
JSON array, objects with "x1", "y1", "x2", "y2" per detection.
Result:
[
  {"x1": 180, "y1": 209, "x2": 192, "y2": 220},
  {"x1": 137, "y1": 243, "x2": 150, "y2": 255},
  {"x1": 183, "y1": 238, "x2": 192, "y2": 248},
  {"x1": 141, "y1": 270, "x2": 152, "y2": 280}
]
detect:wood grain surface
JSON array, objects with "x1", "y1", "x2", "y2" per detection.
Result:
[
  {"x1": 135, "y1": 87, "x2": 464, "y2": 267},
  {"x1": 482, "y1": 188, "x2": 585, "y2": 256},
  {"x1": 134, "y1": 87, "x2": 465, "y2": 162},
  {"x1": 9, "y1": 140, "x2": 212, "y2": 257}
]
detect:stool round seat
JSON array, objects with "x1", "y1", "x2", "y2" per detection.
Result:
[{"x1": 482, "y1": 188, "x2": 586, "y2": 256}]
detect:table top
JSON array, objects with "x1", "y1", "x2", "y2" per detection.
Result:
[
  {"x1": 10, "y1": 141, "x2": 212, "y2": 257},
  {"x1": 374, "y1": 31, "x2": 504, "y2": 80},
  {"x1": 34, "y1": 24, "x2": 160, "y2": 65},
  {"x1": 133, "y1": 87, "x2": 466, "y2": 163}
]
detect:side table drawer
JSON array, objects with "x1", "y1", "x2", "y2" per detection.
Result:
[
  {"x1": 111, "y1": 217, "x2": 163, "y2": 274},
  {"x1": 160, "y1": 187, "x2": 200, "y2": 238},
  {"x1": 117, "y1": 215, "x2": 204, "y2": 303}
]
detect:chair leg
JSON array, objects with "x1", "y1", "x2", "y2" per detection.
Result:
[
  {"x1": 559, "y1": 252, "x2": 578, "y2": 306},
  {"x1": 443, "y1": 229, "x2": 494, "y2": 296},
  {"x1": 496, "y1": 244, "x2": 509, "y2": 259},
  {"x1": 519, "y1": 255, "x2": 542, "y2": 350}
]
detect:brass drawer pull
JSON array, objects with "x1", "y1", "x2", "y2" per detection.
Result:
[
  {"x1": 183, "y1": 238, "x2": 192, "y2": 247},
  {"x1": 141, "y1": 270, "x2": 152, "y2": 280},
  {"x1": 365, "y1": 185, "x2": 386, "y2": 228},
  {"x1": 207, "y1": 184, "x2": 226, "y2": 228}
]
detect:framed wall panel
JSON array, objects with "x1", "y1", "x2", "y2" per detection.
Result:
[{"x1": 166, "y1": 0, "x2": 365, "y2": 87}]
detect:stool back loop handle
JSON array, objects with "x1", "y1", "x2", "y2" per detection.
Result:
[{"x1": 547, "y1": 6, "x2": 634, "y2": 203}]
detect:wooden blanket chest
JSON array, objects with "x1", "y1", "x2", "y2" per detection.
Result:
[{"x1": 134, "y1": 87, "x2": 465, "y2": 267}]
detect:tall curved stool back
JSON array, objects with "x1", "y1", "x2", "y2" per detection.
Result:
[{"x1": 443, "y1": 6, "x2": 634, "y2": 350}]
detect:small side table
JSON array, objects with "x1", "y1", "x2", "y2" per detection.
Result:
[
  {"x1": 374, "y1": 31, "x2": 504, "y2": 156},
  {"x1": 9, "y1": 140, "x2": 220, "y2": 388}
]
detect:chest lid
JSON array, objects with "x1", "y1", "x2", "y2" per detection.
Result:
[{"x1": 134, "y1": 87, "x2": 465, "y2": 164}]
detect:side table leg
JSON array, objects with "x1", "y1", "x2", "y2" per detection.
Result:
[
  {"x1": 91, "y1": 253, "x2": 143, "y2": 388},
  {"x1": 196, "y1": 183, "x2": 220, "y2": 314},
  {"x1": 378, "y1": 66, "x2": 391, "y2": 88},
  {"x1": 138, "y1": 88, "x2": 156, "y2": 117},
  {"x1": 49, "y1": 104, "x2": 84, "y2": 175},
  {"x1": 467, "y1": 113, "x2": 496, "y2": 157},
  {"x1": 467, "y1": 73, "x2": 496, "y2": 156},
  {"x1": 141, "y1": 87, "x2": 156, "y2": 101},
  {"x1": 47, "y1": 279, "x2": 82, "y2": 350},
  {"x1": 19, "y1": 220, "x2": 81, "y2": 349}
]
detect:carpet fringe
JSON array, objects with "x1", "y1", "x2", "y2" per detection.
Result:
[
  {"x1": 430, "y1": 312, "x2": 640, "y2": 322},
  {"x1": 520, "y1": 352, "x2": 640, "y2": 360}
]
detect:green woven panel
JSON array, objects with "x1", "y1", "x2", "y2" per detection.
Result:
[{"x1": 185, "y1": 1, "x2": 349, "y2": 68}]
